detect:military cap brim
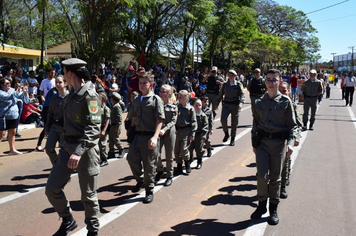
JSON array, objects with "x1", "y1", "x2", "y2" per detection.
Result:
[{"x1": 62, "y1": 58, "x2": 87, "y2": 67}]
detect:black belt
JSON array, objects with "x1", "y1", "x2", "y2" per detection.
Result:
[
  {"x1": 64, "y1": 136, "x2": 82, "y2": 143},
  {"x1": 135, "y1": 131, "x2": 155, "y2": 136},
  {"x1": 257, "y1": 129, "x2": 289, "y2": 140},
  {"x1": 304, "y1": 95, "x2": 318, "y2": 98},
  {"x1": 176, "y1": 125, "x2": 191, "y2": 130},
  {"x1": 53, "y1": 119, "x2": 63, "y2": 126},
  {"x1": 223, "y1": 100, "x2": 239, "y2": 105}
]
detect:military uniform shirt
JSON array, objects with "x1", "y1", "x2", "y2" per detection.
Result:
[
  {"x1": 176, "y1": 103, "x2": 198, "y2": 137},
  {"x1": 218, "y1": 80, "x2": 245, "y2": 106},
  {"x1": 196, "y1": 112, "x2": 209, "y2": 140},
  {"x1": 202, "y1": 107, "x2": 213, "y2": 131},
  {"x1": 301, "y1": 79, "x2": 323, "y2": 96},
  {"x1": 252, "y1": 92, "x2": 296, "y2": 145},
  {"x1": 131, "y1": 91, "x2": 165, "y2": 132},
  {"x1": 110, "y1": 103, "x2": 122, "y2": 126},
  {"x1": 63, "y1": 82, "x2": 102, "y2": 156},
  {"x1": 101, "y1": 104, "x2": 111, "y2": 128},
  {"x1": 161, "y1": 102, "x2": 178, "y2": 134},
  {"x1": 46, "y1": 90, "x2": 69, "y2": 132}
]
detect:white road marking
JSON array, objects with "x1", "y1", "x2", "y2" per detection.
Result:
[
  {"x1": 347, "y1": 107, "x2": 356, "y2": 129},
  {"x1": 72, "y1": 127, "x2": 252, "y2": 236}
]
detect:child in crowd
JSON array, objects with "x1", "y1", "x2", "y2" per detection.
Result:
[
  {"x1": 155, "y1": 85, "x2": 177, "y2": 186},
  {"x1": 174, "y1": 90, "x2": 197, "y2": 175},
  {"x1": 326, "y1": 83, "x2": 330, "y2": 98},
  {"x1": 108, "y1": 92, "x2": 125, "y2": 158},
  {"x1": 127, "y1": 71, "x2": 165, "y2": 204},
  {"x1": 189, "y1": 98, "x2": 208, "y2": 169},
  {"x1": 201, "y1": 96, "x2": 214, "y2": 157},
  {"x1": 98, "y1": 92, "x2": 111, "y2": 167}
]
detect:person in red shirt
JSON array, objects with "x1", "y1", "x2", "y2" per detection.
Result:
[
  {"x1": 21, "y1": 103, "x2": 43, "y2": 127},
  {"x1": 290, "y1": 71, "x2": 299, "y2": 102}
]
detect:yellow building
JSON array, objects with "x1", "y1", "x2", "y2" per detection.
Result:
[
  {"x1": 46, "y1": 39, "x2": 137, "y2": 70},
  {"x1": 0, "y1": 44, "x2": 41, "y2": 70}
]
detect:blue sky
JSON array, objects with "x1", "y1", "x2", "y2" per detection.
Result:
[{"x1": 274, "y1": 0, "x2": 356, "y2": 62}]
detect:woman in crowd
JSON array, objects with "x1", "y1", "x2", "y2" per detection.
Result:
[{"x1": 0, "y1": 77, "x2": 29, "y2": 155}]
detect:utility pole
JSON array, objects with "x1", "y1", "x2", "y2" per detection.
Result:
[
  {"x1": 331, "y1": 53, "x2": 336, "y2": 71},
  {"x1": 348, "y1": 46, "x2": 354, "y2": 71}
]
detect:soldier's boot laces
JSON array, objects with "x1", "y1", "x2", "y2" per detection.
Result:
[
  {"x1": 53, "y1": 214, "x2": 77, "y2": 236},
  {"x1": 268, "y1": 202, "x2": 279, "y2": 225},
  {"x1": 250, "y1": 200, "x2": 267, "y2": 220}
]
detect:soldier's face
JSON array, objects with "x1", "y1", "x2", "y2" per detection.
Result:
[
  {"x1": 139, "y1": 78, "x2": 151, "y2": 95},
  {"x1": 202, "y1": 99, "x2": 209, "y2": 108},
  {"x1": 265, "y1": 73, "x2": 280, "y2": 91},
  {"x1": 279, "y1": 84, "x2": 289, "y2": 96},
  {"x1": 194, "y1": 100, "x2": 202, "y2": 113}
]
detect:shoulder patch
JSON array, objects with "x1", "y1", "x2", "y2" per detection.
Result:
[{"x1": 89, "y1": 100, "x2": 99, "y2": 114}]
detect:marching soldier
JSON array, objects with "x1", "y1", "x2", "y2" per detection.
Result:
[
  {"x1": 45, "y1": 58, "x2": 102, "y2": 236},
  {"x1": 250, "y1": 69, "x2": 296, "y2": 225}
]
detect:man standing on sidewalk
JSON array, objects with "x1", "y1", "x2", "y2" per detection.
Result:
[{"x1": 301, "y1": 69, "x2": 323, "y2": 131}]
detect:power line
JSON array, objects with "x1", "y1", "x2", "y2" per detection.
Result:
[
  {"x1": 313, "y1": 13, "x2": 356, "y2": 24},
  {"x1": 306, "y1": 0, "x2": 349, "y2": 15}
]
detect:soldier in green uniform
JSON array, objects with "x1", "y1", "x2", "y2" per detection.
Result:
[
  {"x1": 174, "y1": 90, "x2": 197, "y2": 175},
  {"x1": 189, "y1": 98, "x2": 208, "y2": 169},
  {"x1": 108, "y1": 92, "x2": 125, "y2": 158},
  {"x1": 250, "y1": 69, "x2": 296, "y2": 226},
  {"x1": 278, "y1": 82, "x2": 302, "y2": 198},
  {"x1": 217, "y1": 69, "x2": 245, "y2": 146},
  {"x1": 98, "y1": 92, "x2": 111, "y2": 167},
  {"x1": 201, "y1": 96, "x2": 214, "y2": 157},
  {"x1": 45, "y1": 58, "x2": 102, "y2": 236},
  {"x1": 127, "y1": 71, "x2": 165, "y2": 204},
  {"x1": 45, "y1": 75, "x2": 69, "y2": 165},
  {"x1": 301, "y1": 69, "x2": 323, "y2": 130},
  {"x1": 155, "y1": 84, "x2": 177, "y2": 186},
  {"x1": 247, "y1": 68, "x2": 266, "y2": 119}
]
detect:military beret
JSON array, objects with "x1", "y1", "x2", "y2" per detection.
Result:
[
  {"x1": 111, "y1": 92, "x2": 121, "y2": 101},
  {"x1": 61, "y1": 58, "x2": 87, "y2": 67}
]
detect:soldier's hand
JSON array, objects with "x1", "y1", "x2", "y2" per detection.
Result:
[
  {"x1": 189, "y1": 136, "x2": 194, "y2": 141},
  {"x1": 201, "y1": 137, "x2": 206, "y2": 141},
  {"x1": 209, "y1": 130, "x2": 213, "y2": 135},
  {"x1": 148, "y1": 137, "x2": 158, "y2": 150},
  {"x1": 286, "y1": 145, "x2": 294, "y2": 158},
  {"x1": 67, "y1": 154, "x2": 81, "y2": 169},
  {"x1": 294, "y1": 140, "x2": 300, "y2": 147},
  {"x1": 100, "y1": 131, "x2": 105, "y2": 138},
  {"x1": 238, "y1": 105, "x2": 242, "y2": 110}
]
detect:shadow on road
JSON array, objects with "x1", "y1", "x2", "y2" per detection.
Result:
[{"x1": 158, "y1": 218, "x2": 252, "y2": 236}]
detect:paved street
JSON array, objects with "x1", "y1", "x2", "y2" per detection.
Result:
[{"x1": 1, "y1": 85, "x2": 356, "y2": 236}]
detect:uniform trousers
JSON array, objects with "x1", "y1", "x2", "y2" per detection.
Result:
[
  {"x1": 221, "y1": 103, "x2": 240, "y2": 137},
  {"x1": 157, "y1": 128, "x2": 176, "y2": 178},
  {"x1": 189, "y1": 134, "x2": 204, "y2": 160},
  {"x1": 108, "y1": 125, "x2": 123, "y2": 151},
  {"x1": 206, "y1": 92, "x2": 219, "y2": 118},
  {"x1": 204, "y1": 133, "x2": 211, "y2": 150},
  {"x1": 127, "y1": 134, "x2": 160, "y2": 192},
  {"x1": 255, "y1": 137, "x2": 286, "y2": 204},
  {"x1": 99, "y1": 131, "x2": 108, "y2": 161},
  {"x1": 45, "y1": 124, "x2": 63, "y2": 165},
  {"x1": 45, "y1": 142, "x2": 100, "y2": 232},
  {"x1": 303, "y1": 97, "x2": 318, "y2": 125},
  {"x1": 174, "y1": 127, "x2": 191, "y2": 163}
]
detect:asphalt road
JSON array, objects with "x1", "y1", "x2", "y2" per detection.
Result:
[{"x1": 1, "y1": 85, "x2": 355, "y2": 236}]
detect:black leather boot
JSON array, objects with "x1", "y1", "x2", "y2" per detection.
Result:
[
  {"x1": 175, "y1": 163, "x2": 183, "y2": 176},
  {"x1": 155, "y1": 171, "x2": 164, "y2": 182},
  {"x1": 250, "y1": 200, "x2": 267, "y2": 220},
  {"x1": 268, "y1": 201, "x2": 279, "y2": 225},
  {"x1": 196, "y1": 158, "x2": 202, "y2": 169},
  {"x1": 280, "y1": 186, "x2": 288, "y2": 199},
  {"x1": 185, "y1": 160, "x2": 191, "y2": 173},
  {"x1": 230, "y1": 137, "x2": 235, "y2": 146},
  {"x1": 53, "y1": 214, "x2": 77, "y2": 236},
  {"x1": 223, "y1": 132, "x2": 230, "y2": 142}
]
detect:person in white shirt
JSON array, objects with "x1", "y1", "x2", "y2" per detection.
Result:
[
  {"x1": 343, "y1": 71, "x2": 356, "y2": 107},
  {"x1": 27, "y1": 70, "x2": 39, "y2": 96},
  {"x1": 39, "y1": 68, "x2": 56, "y2": 103}
]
